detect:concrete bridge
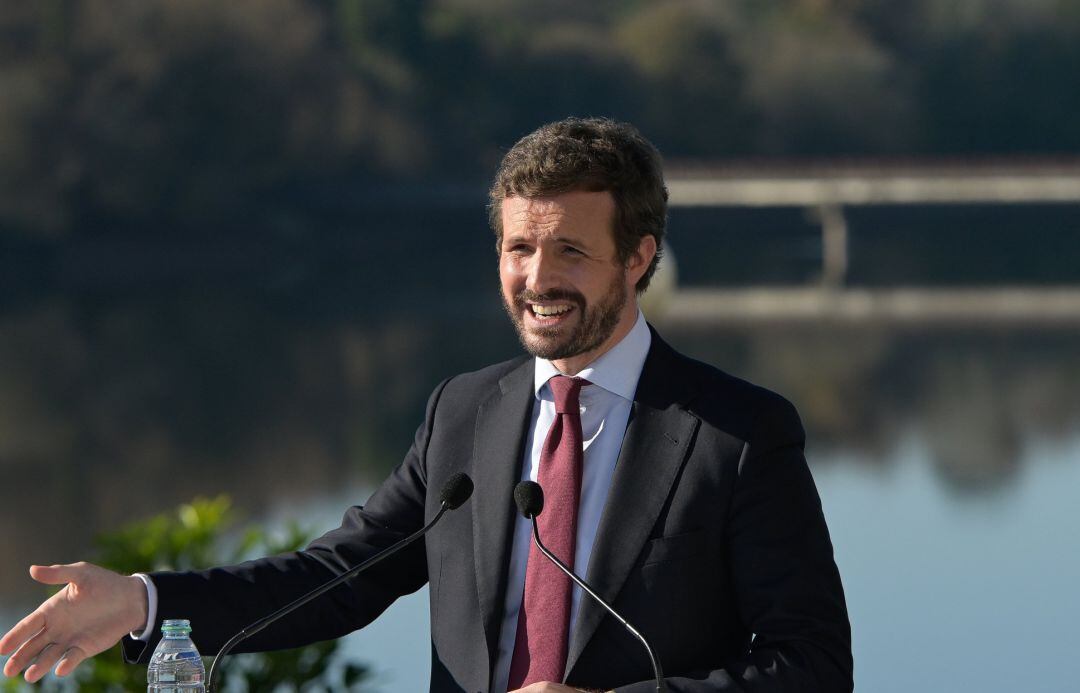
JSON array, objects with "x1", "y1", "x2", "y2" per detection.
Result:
[{"x1": 657, "y1": 161, "x2": 1080, "y2": 326}]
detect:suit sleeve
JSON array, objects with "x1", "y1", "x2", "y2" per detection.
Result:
[
  {"x1": 122, "y1": 378, "x2": 451, "y2": 663},
  {"x1": 615, "y1": 396, "x2": 853, "y2": 692}
]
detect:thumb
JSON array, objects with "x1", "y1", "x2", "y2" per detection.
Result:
[{"x1": 29, "y1": 563, "x2": 86, "y2": 586}]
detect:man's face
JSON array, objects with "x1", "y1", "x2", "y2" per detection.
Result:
[{"x1": 499, "y1": 191, "x2": 649, "y2": 374}]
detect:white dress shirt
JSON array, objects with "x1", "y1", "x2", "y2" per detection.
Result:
[{"x1": 491, "y1": 311, "x2": 651, "y2": 692}]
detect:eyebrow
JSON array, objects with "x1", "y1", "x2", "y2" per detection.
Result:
[{"x1": 503, "y1": 233, "x2": 593, "y2": 249}]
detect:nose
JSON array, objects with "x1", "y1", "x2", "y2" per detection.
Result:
[{"x1": 524, "y1": 249, "x2": 561, "y2": 296}]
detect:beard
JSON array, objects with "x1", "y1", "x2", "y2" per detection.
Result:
[{"x1": 503, "y1": 270, "x2": 628, "y2": 362}]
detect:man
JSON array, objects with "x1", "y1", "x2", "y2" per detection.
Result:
[{"x1": 1, "y1": 118, "x2": 853, "y2": 692}]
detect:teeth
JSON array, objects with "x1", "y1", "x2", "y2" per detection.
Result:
[{"x1": 532, "y1": 304, "x2": 571, "y2": 316}]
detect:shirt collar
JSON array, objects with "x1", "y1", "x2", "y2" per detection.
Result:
[{"x1": 533, "y1": 310, "x2": 652, "y2": 402}]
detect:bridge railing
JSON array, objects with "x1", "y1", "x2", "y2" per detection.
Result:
[{"x1": 659, "y1": 162, "x2": 1080, "y2": 325}]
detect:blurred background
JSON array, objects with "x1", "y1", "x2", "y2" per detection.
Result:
[{"x1": 2, "y1": 1, "x2": 1080, "y2": 691}]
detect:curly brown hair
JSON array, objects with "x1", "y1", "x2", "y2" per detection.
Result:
[{"x1": 488, "y1": 117, "x2": 668, "y2": 293}]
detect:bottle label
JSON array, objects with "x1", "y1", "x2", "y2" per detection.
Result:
[{"x1": 157, "y1": 650, "x2": 200, "y2": 662}]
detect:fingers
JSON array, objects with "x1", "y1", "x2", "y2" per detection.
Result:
[
  {"x1": 0, "y1": 611, "x2": 45, "y2": 657},
  {"x1": 3, "y1": 624, "x2": 51, "y2": 681},
  {"x1": 23, "y1": 641, "x2": 65, "y2": 684},
  {"x1": 54, "y1": 645, "x2": 88, "y2": 678},
  {"x1": 29, "y1": 563, "x2": 86, "y2": 586},
  {"x1": 2, "y1": 564, "x2": 83, "y2": 657}
]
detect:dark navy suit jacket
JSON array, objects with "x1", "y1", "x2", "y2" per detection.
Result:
[{"x1": 125, "y1": 329, "x2": 854, "y2": 692}]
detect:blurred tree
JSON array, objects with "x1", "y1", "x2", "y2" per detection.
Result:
[
  {"x1": 615, "y1": 1, "x2": 748, "y2": 157},
  {"x1": 3, "y1": 0, "x2": 1080, "y2": 240},
  {"x1": 0, "y1": 0, "x2": 423, "y2": 238},
  {"x1": 919, "y1": 28, "x2": 1080, "y2": 154},
  {"x1": 735, "y1": 3, "x2": 917, "y2": 155},
  {"x1": 415, "y1": 0, "x2": 641, "y2": 171},
  {"x1": 335, "y1": 0, "x2": 427, "y2": 92}
]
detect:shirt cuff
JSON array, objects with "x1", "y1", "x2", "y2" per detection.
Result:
[{"x1": 129, "y1": 573, "x2": 158, "y2": 642}]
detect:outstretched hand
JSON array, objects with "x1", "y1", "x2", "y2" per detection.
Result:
[{"x1": 0, "y1": 562, "x2": 148, "y2": 683}]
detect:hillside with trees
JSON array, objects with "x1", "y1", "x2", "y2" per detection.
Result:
[{"x1": 1, "y1": 0, "x2": 1078, "y2": 238}]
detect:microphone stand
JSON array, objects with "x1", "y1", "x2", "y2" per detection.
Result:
[
  {"x1": 529, "y1": 517, "x2": 669, "y2": 693},
  {"x1": 207, "y1": 502, "x2": 452, "y2": 692}
]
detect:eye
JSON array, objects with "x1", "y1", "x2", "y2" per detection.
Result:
[
  {"x1": 562, "y1": 245, "x2": 585, "y2": 256},
  {"x1": 504, "y1": 242, "x2": 533, "y2": 255}
]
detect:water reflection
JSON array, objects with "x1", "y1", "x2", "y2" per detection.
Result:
[
  {"x1": 814, "y1": 430, "x2": 1080, "y2": 693},
  {"x1": 0, "y1": 292, "x2": 518, "y2": 606},
  {"x1": 2, "y1": 293, "x2": 1079, "y2": 692},
  {"x1": 668, "y1": 324, "x2": 1080, "y2": 493}
]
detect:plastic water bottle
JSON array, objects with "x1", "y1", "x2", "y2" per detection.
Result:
[{"x1": 147, "y1": 619, "x2": 206, "y2": 692}]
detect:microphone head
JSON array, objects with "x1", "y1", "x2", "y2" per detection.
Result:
[
  {"x1": 439, "y1": 472, "x2": 474, "y2": 510},
  {"x1": 513, "y1": 481, "x2": 544, "y2": 519}
]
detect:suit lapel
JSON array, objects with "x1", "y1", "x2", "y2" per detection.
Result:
[
  {"x1": 471, "y1": 358, "x2": 535, "y2": 686},
  {"x1": 565, "y1": 334, "x2": 700, "y2": 676}
]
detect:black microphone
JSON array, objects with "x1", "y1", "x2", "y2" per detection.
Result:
[
  {"x1": 207, "y1": 472, "x2": 474, "y2": 691},
  {"x1": 513, "y1": 480, "x2": 668, "y2": 693}
]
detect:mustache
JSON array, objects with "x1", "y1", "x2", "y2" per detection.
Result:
[{"x1": 515, "y1": 289, "x2": 586, "y2": 307}]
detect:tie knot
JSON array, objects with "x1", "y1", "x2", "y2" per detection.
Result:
[{"x1": 548, "y1": 375, "x2": 588, "y2": 414}]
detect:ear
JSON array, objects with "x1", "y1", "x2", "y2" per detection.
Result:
[{"x1": 624, "y1": 234, "x2": 658, "y2": 288}]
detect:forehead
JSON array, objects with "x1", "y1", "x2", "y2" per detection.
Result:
[{"x1": 500, "y1": 190, "x2": 616, "y2": 241}]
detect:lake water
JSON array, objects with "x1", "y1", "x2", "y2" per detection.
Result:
[{"x1": 2, "y1": 294, "x2": 1078, "y2": 692}]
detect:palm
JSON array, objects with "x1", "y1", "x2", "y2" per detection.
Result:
[{"x1": 1, "y1": 563, "x2": 146, "y2": 683}]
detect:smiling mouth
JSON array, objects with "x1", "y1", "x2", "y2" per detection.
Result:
[
  {"x1": 529, "y1": 303, "x2": 573, "y2": 318},
  {"x1": 515, "y1": 290, "x2": 583, "y2": 325}
]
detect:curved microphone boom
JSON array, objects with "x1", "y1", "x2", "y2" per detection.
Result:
[
  {"x1": 207, "y1": 472, "x2": 474, "y2": 692},
  {"x1": 513, "y1": 480, "x2": 668, "y2": 693}
]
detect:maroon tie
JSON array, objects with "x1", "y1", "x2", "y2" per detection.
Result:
[{"x1": 507, "y1": 375, "x2": 588, "y2": 689}]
